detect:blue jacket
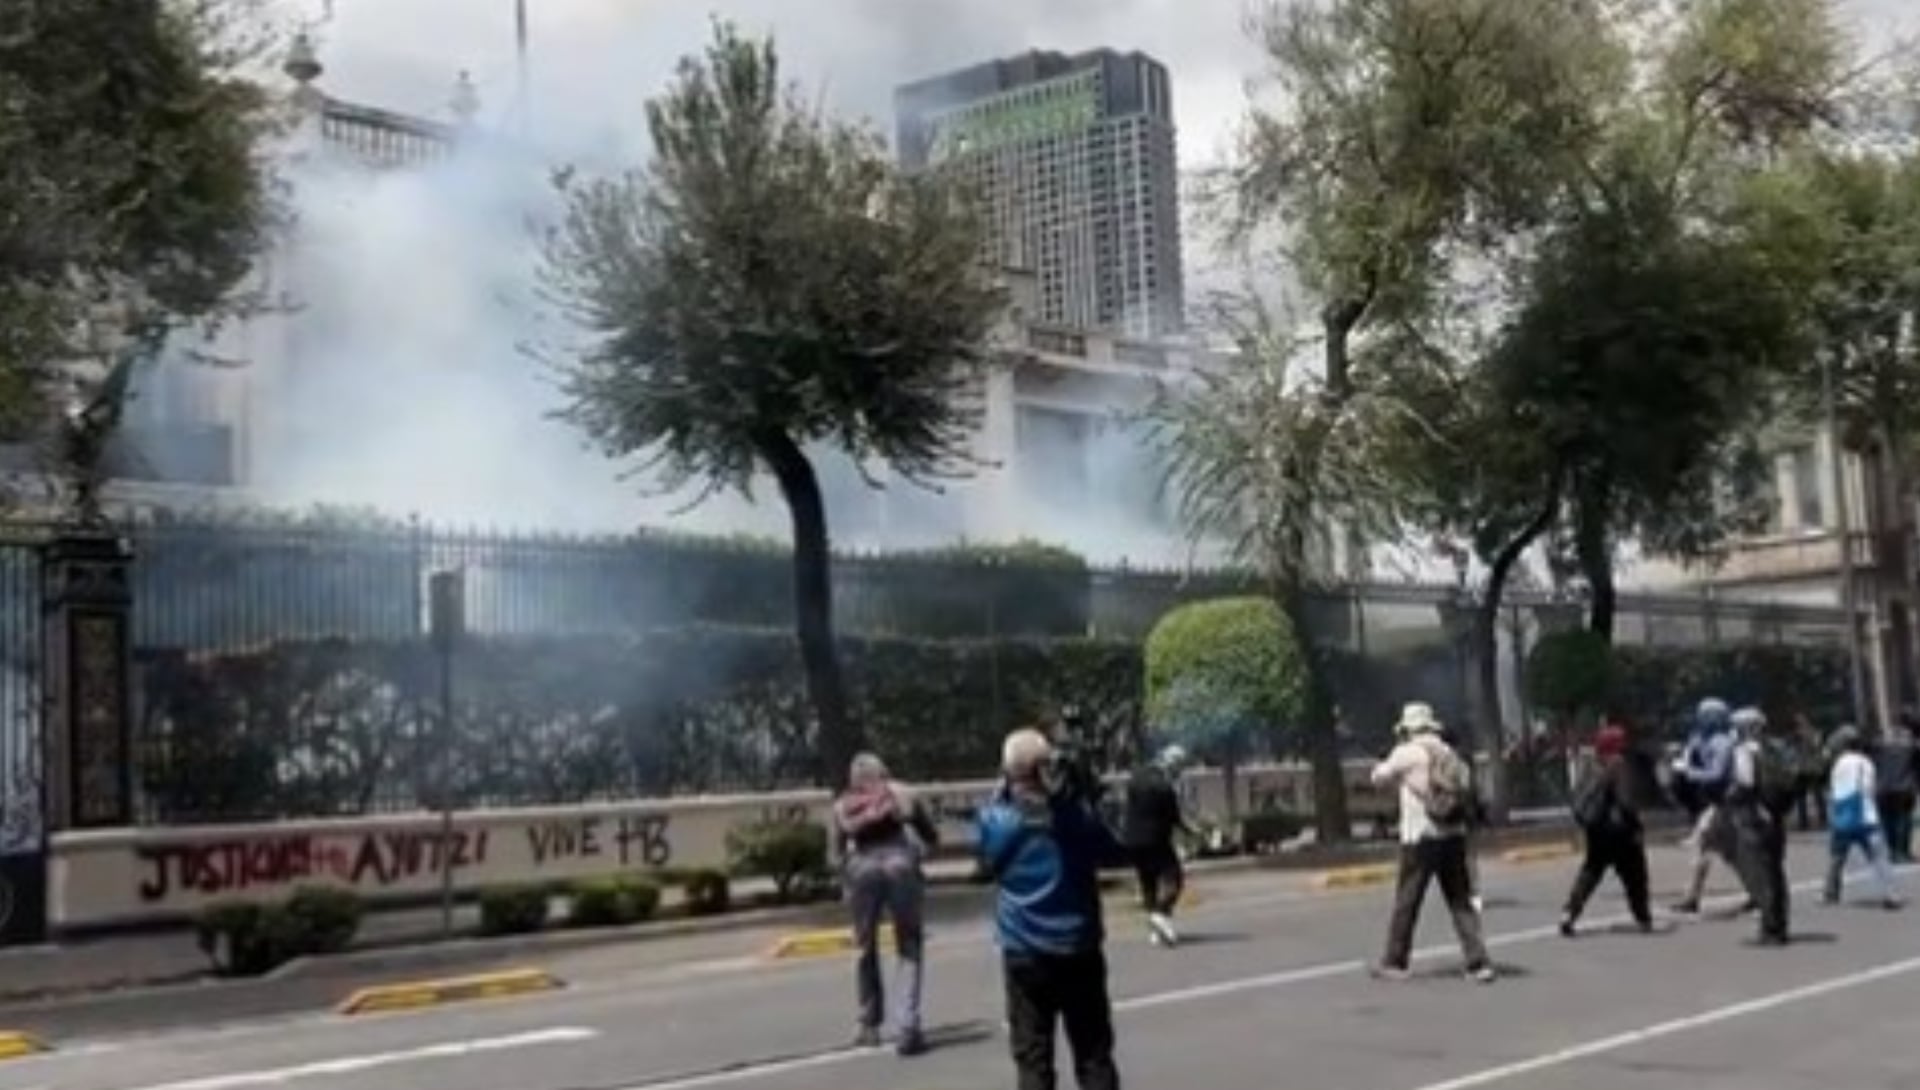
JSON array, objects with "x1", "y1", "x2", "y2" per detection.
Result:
[
  {"x1": 977, "y1": 784, "x2": 1129, "y2": 956},
  {"x1": 1684, "y1": 730, "x2": 1736, "y2": 797}
]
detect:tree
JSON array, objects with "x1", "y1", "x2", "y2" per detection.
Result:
[
  {"x1": 1144, "y1": 597, "x2": 1308, "y2": 826},
  {"x1": 0, "y1": 0, "x2": 273, "y2": 519},
  {"x1": 539, "y1": 24, "x2": 1006, "y2": 785},
  {"x1": 1204, "y1": 0, "x2": 1619, "y2": 836}
]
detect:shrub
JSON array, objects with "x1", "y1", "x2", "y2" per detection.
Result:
[
  {"x1": 1525, "y1": 630, "x2": 1616, "y2": 727},
  {"x1": 726, "y1": 821, "x2": 830, "y2": 903},
  {"x1": 681, "y1": 868, "x2": 732, "y2": 916},
  {"x1": 477, "y1": 883, "x2": 551, "y2": 936},
  {"x1": 566, "y1": 875, "x2": 662, "y2": 929},
  {"x1": 196, "y1": 901, "x2": 279, "y2": 977},
  {"x1": 283, "y1": 886, "x2": 364, "y2": 955},
  {"x1": 1145, "y1": 598, "x2": 1308, "y2": 816}
]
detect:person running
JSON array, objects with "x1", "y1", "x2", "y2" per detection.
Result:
[
  {"x1": 1672, "y1": 698, "x2": 1744, "y2": 916},
  {"x1": 1824, "y1": 725, "x2": 1903, "y2": 910},
  {"x1": 1370, "y1": 702, "x2": 1494, "y2": 983},
  {"x1": 1560, "y1": 720, "x2": 1653, "y2": 936},
  {"x1": 1727, "y1": 707, "x2": 1795, "y2": 946},
  {"x1": 833, "y1": 753, "x2": 940, "y2": 1056},
  {"x1": 1875, "y1": 713, "x2": 1918, "y2": 863},
  {"x1": 1122, "y1": 744, "x2": 1192, "y2": 948}
]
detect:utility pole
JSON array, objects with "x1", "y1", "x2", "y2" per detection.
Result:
[{"x1": 1825, "y1": 350, "x2": 1871, "y2": 728}]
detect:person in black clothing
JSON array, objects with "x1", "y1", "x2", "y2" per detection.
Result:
[
  {"x1": 1123, "y1": 745, "x2": 1192, "y2": 948},
  {"x1": 1560, "y1": 721, "x2": 1652, "y2": 935},
  {"x1": 1876, "y1": 713, "x2": 1918, "y2": 862}
]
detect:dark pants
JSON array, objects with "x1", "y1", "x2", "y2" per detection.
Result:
[
  {"x1": 1879, "y1": 791, "x2": 1916, "y2": 861},
  {"x1": 1564, "y1": 828, "x2": 1651, "y2": 926},
  {"x1": 1132, "y1": 843, "x2": 1183, "y2": 915},
  {"x1": 1003, "y1": 950, "x2": 1120, "y2": 1090},
  {"x1": 1382, "y1": 836, "x2": 1489, "y2": 971},
  {"x1": 1733, "y1": 811, "x2": 1789, "y2": 941},
  {"x1": 1795, "y1": 776, "x2": 1827, "y2": 831}
]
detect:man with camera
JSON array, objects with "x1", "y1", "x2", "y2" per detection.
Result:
[{"x1": 978, "y1": 727, "x2": 1130, "y2": 1090}]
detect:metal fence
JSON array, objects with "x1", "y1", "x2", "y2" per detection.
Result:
[
  {"x1": 0, "y1": 535, "x2": 43, "y2": 856},
  {"x1": 0, "y1": 515, "x2": 1845, "y2": 825}
]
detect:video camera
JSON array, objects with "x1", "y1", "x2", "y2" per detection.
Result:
[{"x1": 1045, "y1": 704, "x2": 1107, "y2": 806}]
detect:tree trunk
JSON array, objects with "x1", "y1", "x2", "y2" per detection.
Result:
[
  {"x1": 1469, "y1": 479, "x2": 1564, "y2": 824},
  {"x1": 1280, "y1": 588, "x2": 1351, "y2": 844},
  {"x1": 756, "y1": 431, "x2": 862, "y2": 789},
  {"x1": 1574, "y1": 479, "x2": 1616, "y2": 641}
]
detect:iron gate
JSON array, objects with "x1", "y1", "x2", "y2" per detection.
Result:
[{"x1": 0, "y1": 537, "x2": 44, "y2": 944}]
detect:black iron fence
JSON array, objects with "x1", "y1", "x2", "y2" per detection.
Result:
[{"x1": 0, "y1": 515, "x2": 1848, "y2": 825}]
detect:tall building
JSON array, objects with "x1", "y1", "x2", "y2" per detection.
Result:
[{"x1": 895, "y1": 50, "x2": 1185, "y2": 339}]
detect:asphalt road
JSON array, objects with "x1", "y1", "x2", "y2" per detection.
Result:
[{"x1": 8, "y1": 834, "x2": 1917, "y2": 1090}]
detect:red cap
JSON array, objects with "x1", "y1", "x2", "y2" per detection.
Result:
[{"x1": 1594, "y1": 725, "x2": 1628, "y2": 759}]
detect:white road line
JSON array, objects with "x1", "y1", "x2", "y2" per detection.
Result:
[
  {"x1": 122, "y1": 1027, "x2": 598, "y2": 1090},
  {"x1": 1405, "y1": 951, "x2": 1920, "y2": 1090},
  {"x1": 615, "y1": 1046, "x2": 884, "y2": 1090}
]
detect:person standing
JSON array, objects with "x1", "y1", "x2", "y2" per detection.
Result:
[
  {"x1": 978, "y1": 728, "x2": 1129, "y2": 1090},
  {"x1": 1874, "y1": 714, "x2": 1918, "y2": 863},
  {"x1": 1370, "y1": 703, "x2": 1494, "y2": 983},
  {"x1": 1122, "y1": 744, "x2": 1192, "y2": 948},
  {"x1": 833, "y1": 753, "x2": 940, "y2": 1056},
  {"x1": 1727, "y1": 707, "x2": 1794, "y2": 946},
  {"x1": 1793, "y1": 713, "x2": 1828, "y2": 832},
  {"x1": 1560, "y1": 721, "x2": 1653, "y2": 935},
  {"x1": 1673, "y1": 698, "x2": 1743, "y2": 916},
  {"x1": 1823, "y1": 726, "x2": 1903, "y2": 910}
]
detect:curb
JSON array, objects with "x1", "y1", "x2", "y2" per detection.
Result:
[
  {"x1": 765, "y1": 925, "x2": 882, "y2": 961},
  {"x1": 1499, "y1": 842, "x2": 1579, "y2": 865},
  {"x1": 336, "y1": 968, "x2": 564, "y2": 1016},
  {"x1": 0, "y1": 1031, "x2": 48, "y2": 1061},
  {"x1": 1313, "y1": 863, "x2": 1396, "y2": 890}
]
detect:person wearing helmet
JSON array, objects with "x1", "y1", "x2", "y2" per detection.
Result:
[
  {"x1": 1673, "y1": 697, "x2": 1745, "y2": 916},
  {"x1": 1727, "y1": 706, "x2": 1794, "y2": 944},
  {"x1": 1123, "y1": 744, "x2": 1193, "y2": 947}
]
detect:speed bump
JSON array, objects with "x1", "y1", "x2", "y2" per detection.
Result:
[
  {"x1": 0, "y1": 1032, "x2": 48, "y2": 1061},
  {"x1": 1500, "y1": 842, "x2": 1579, "y2": 865},
  {"x1": 337, "y1": 968, "x2": 563, "y2": 1015},
  {"x1": 1314, "y1": 863, "x2": 1396, "y2": 890},
  {"x1": 766, "y1": 924, "x2": 895, "y2": 960}
]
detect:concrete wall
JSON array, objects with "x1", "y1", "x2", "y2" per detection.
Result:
[{"x1": 50, "y1": 762, "x2": 1387, "y2": 930}]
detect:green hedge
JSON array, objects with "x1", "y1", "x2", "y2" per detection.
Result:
[{"x1": 136, "y1": 628, "x2": 1143, "y2": 823}]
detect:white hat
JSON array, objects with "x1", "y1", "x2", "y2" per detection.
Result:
[
  {"x1": 1396, "y1": 702, "x2": 1442, "y2": 736},
  {"x1": 1002, "y1": 728, "x2": 1054, "y2": 780},
  {"x1": 1157, "y1": 744, "x2": 1189, "y2": 770}
]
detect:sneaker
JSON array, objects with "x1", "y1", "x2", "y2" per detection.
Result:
[
  {"x1": 1467, "y1": 964, "x2": 1498, "y2": 984},
  {"x1": 895, "y1": 1030, "x2": 928, "y2": 1058},
  {"x1": 1147, "y1": 912, "x2": 1180, "y2": 948},
  {"x1": 1369, "y1": 962, "x2": 1412, "y2": 981},
  {"x1": 1635, "y1": 918, "x2": 1655, "y2": 934},
  {"x1": 1884, "y1": 898, "x2": 1906, "y2": 912},
  {"x1": 854, "y1": 1027, "x2": 882, "y2": 1049},
  {"x1": 1558, "y1": 916, "x2": 1577, "y2": 939}
]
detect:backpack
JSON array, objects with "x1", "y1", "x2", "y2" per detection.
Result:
[
  {"x1": 1419, "y1": 737, "x2": 1472, "y2": 826},
  {"x1": 1751, "y1": 738, "x2": 1799, "y2": 816},
  {"x1": 1572, "y1": 771, "x2": 1613, "y2": 830}
]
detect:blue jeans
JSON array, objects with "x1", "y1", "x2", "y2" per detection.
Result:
[
  {"x1": 846, "y1": 848, "x2": 926, "y2": 1035},
  {"x1": 1826, "y1": 825, "x2": 1898, "y2": 903}
]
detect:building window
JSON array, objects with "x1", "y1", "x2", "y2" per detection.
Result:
[{"x1": 1791, "y1": 444, "x2": 1824, "y2": 529}]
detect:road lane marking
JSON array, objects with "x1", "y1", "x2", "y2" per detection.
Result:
[
  {"x1": 1404, "y1": 950, "x2": 1920, "y2": 1090},
  {"x1": 123, "y1": 1027, "x2": 597, "y2": 1090},
  {"x1": 614, "y1": 1045, "x2": 884, "y2": 1090}
]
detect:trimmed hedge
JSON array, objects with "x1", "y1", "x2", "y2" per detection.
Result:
[
  {"x1": 193, "y1": 886, "x2": 366, "y2": 977},
  {"x1": 136, "y1": 628, "x2": 1143, "y2": 822},
  {"x1": 478, "y1": 884, "x2": 551, "y2": 936},
  {"x1": 567, "y1": 876, "x2": 662, "y2": 928},
  {"x1": 726, "y1": 821, "x2": 831, "y2": 904}
]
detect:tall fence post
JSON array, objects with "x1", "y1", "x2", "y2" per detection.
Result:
[{"x1": 42, "y1": 531, "x2": 135, "y2": 836}]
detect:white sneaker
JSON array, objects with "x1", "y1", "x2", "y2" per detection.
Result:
[{"x1": 1147, "y1": 912, "x2": 1179, "y2": 947}]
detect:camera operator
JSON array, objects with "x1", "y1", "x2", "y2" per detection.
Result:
[{"x1": 978, "y1": 728, "x2": 1130, "y2": 1090}]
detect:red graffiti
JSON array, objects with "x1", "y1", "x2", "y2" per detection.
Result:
[{"x1": 136, "y1": 829, "x2": 490, "y2": 903}]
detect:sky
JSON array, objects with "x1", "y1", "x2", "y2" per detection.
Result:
[{"x1": 289, "y1": 0, "x2": 1917, "y2": 172}]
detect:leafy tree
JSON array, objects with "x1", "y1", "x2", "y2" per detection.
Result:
[
  {"x1": 1144, "y1": 597, "x2": 1308, "y2": 824},
  {"x1": 0, "y1": 0, "x2": 273, "y2": 519},
  {"x1": 539, "y1": 24, "x2": 1006, "y2": 785},
  {"x1": 1524, "y1": 629, "x2": 1616, "y2": 729},
  {"x1": 1195, "y1": 0, "x2": 1617, "y2": 837}
]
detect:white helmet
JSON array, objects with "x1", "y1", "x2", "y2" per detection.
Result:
[{"x1": 1157, "y1": 744, "x2": 1189, "y2": 771}]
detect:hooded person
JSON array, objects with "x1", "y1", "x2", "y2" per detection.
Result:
[
  {"x1": 1122, "y1": 743, "x2": 1194, "y2": 947},
  {"x1": 1369, "y1": 702, "x2": 1494, "y2": 983},
  {"x1": 1673, "y1": 697, "x2": 1743, "y2": 915},
  {"x1": 1560, "y1": 719, "x2": 1653, "y2": 935},
  {"x1": 832, "y1": 753, "x2": 941, "y2": 1055}
]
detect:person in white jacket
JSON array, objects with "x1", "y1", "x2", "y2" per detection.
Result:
[{"x1": 1824, "y1": 726, "x2": 1903, "y2": 910}]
